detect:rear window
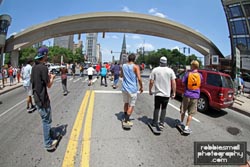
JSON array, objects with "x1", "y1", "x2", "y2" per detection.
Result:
[
  {"x1": 206, "y1": 73, "x2": 234, "y2": 88},
  {"x1": 221, "y1": 75, "x2": 234, "y2": 88}
]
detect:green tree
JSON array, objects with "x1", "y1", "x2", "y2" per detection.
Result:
[{"x1": 19, "y1": 47, "x2": 37, "y2": 65}]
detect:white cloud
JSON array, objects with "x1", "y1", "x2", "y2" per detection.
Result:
[
  {"x1": 171, "y1": 46, "x2": 180, "y2": 51},
  {"x1": 153, "y1": 12, "x2": 166, "y2": 18},
  {"x1": 126, "y1": 34, "x2": 141, "y2": 40},
  {"x1": 148, "y1": 8, "x2": 157, "y2": 14},
  {"x1": 10, "y1": 32, "x2": 17, "y2": 36},
  {"x1": 111, "y1": 35, "x2": 119, "y2": 39},
  {"x1": 137, "y1": 43, "x2": 154, "y2": 51},
  {"x1": 103, "y1": 34, "x2": 119, "y2": 39},
  {"x1": 122, "y1": 6, "x2": 133, "y2": 13},
  {"x1": 148, "y1": 8, "x2": 166, "y2": 18}
]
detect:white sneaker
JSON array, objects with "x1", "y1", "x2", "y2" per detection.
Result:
[{"x1": 46, "y1": 139, "x2": 58, "y2": 150}]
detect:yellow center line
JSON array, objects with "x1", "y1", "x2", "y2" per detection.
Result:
[
  {"x1": 62, "y1": 91, "x2": 90, "y2": 167},
  {"x1": 81, "y1": 91, "x2": 95, "y2": 167}
]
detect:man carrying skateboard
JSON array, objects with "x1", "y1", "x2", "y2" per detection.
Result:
[
  {"x1": 180, "y1": 60, "x2": 203, "y2": 133},
  {"x1": 31, "y1": 47, "x2": 58, "y2": 151},
  {"x1": 121, "y1": 53, "x2": 143, "y2": 127},
  {"x1": 149, "y1": 56, "x2": 176, "y2": 130}
]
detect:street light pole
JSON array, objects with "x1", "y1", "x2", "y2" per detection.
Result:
[
  {"x1": 0, "y1": 14, "x2": 12, "y2": 88},
  {"x1": 179, "y1": 46, "x2": 190, "y2": 69}
]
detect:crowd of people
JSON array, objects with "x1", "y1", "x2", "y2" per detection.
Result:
[{"x1": 3, "y1": 46, "x2": 249, "y2": 156}]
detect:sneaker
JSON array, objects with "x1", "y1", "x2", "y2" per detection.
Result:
[
  {"x1": 30, "y1": 106, "x2": 36, "y2": 111},
  {"x1": 159, "y1": 122, "x2": 165, "y2": 129},
  {"x1": 27, "y1": 108, "x2": 31, "y2": 113},
  {"x1": 46, "y1": 139, "x2": 58, "y2": 151},
  {"x1": 184, "y1": 127, "x2": 192, "y2": 133},
  {"x1": 126, "y1": 121, "x2": 133, "y2": 126},
  {"x1": 27, "y1": 107, "x2": 35, "y2": 113}
]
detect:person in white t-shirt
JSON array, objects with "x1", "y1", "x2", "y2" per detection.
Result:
[
  {"x1": 86, "y1": 64, "x2": 96, "y2": 86},
  {"x1": 21, "y1": 59, "x2": 36, "y2": 113},
  {"x1": 149, "y1": 56, "x2": 176, "y2": 129}
]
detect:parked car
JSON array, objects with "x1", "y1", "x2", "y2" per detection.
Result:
[
  {"x1": 45, "y1": 63, "x2": 61, "y2": 74},
  {"x1": 176, "y1": 69, "x2": 235, "y2": 112},
  {"x1": 242, "y1": 73, "x2": 250, "y2": 82}
]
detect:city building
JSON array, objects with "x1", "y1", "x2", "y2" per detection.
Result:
[
  {"x1": 96, "y1": 43, "x2": 102, "y2": 64},
  {"x1": 119, "y1": 34, "x2": 127, "y2": 64},
  {"x1": 221, "y1": 0, "x2": 250, "y2": 75},
  {"x1": 54, "y1": 35, "x2": 74, "y2": 50},
  {"x1": 85, "y1": 33, "x2": 98, "y2": 63}
]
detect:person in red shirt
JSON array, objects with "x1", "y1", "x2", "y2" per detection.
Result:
[
  {"x1": 8, "y1": 66, "x2": 14, "y2": 86},
  {"x1": 95, "y1": 63, "x2": 101, "y2": 79}
]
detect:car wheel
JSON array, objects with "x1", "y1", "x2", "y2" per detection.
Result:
[{"x1": 197, "y1": 94, "x2": 208, "y2": 112}]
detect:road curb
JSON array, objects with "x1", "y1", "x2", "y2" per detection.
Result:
[
  {"x1": 229, "y1": 106, "x2": 250, "y2": 118},
  {"x1": 0, "y1": 84, "x2": 23, "y2": 95}
]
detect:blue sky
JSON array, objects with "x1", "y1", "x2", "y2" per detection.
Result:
[{"x1": 0, "y1": 0, "x2": 230, "y2": 63}]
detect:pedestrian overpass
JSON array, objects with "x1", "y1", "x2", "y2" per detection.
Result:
[{"x1": 4, "y1": 12, "x2": 224, "y2": 66}]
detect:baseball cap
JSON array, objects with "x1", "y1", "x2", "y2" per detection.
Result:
[
  {"x1": 160, "y1": 56, "x2": 167, "y2": 64},
  {"x1": 35, "y1": 47, "x2": 49, "y2": 60}
]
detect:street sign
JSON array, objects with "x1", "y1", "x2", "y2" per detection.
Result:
[{"x1": 236, "y1": 47, "x2": 240, "y2": 68}]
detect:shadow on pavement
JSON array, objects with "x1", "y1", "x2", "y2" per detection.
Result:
[
  {"x1": 198, "y1": 108, "x2": 228, "y2": 118},
  {"x1": 165, "y1": 117, "x2": 177, "y2": 128},
  {"x1": 137, "y1": 115, "x2": 149, "y2": 125}
]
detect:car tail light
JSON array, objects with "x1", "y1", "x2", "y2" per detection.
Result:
[{"x1": 218, "y1": 92, "x2": 224, "y2": 101}]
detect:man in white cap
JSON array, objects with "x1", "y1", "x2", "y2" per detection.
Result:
[
  {"x1": 31, "y1": 47, "x2": 58, "y2": 150},
  {"x1": 149, "y1": 56, "x2": 176, "y2": 129}
]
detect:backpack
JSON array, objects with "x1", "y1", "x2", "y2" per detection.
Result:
[{"x1": 187, "y1": 72, "x2": 201, "y2": 90}]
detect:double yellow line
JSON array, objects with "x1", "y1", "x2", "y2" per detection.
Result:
[{"x1": 62, "y1": 90, "x2": 95, "y2": 167}]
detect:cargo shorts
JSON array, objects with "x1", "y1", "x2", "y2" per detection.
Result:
[{"x1": 180, "y1": 96, "x2": 198, "y2": 116}]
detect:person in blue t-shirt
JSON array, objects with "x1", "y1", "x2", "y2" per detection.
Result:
[{"x1": 100, "y1": 64, "x2": 108, "y2": 87}]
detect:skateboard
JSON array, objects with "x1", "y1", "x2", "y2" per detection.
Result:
[
  {"x1": 47, "y1": 127, "x2": 64, "y2": 151},
  {"x1": 175, "y1": 119, "x2": 191, "y2": 135},
  {"x1": 147, "y1": 119, "x2": 162, "y2": 135},
  {"x1": 121, "y1": 120, "x2": 132, "y2": 130}
]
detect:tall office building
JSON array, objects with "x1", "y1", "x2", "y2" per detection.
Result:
[
  {"x1": 54, "y1": 35, "x2": 74, "y2": 50},
  {"x1": 96, "y1": 43, "x2": 102, "y2": 63},
  {"x1": 85, "y1": 33, "x2": 98, "y2": 63},
  {"x1": 221, "y1": 0, "x2": 250, "y2": 73}
]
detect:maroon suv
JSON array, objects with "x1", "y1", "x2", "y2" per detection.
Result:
[{"x1": 176, "y1": 69, "x2": 235, "y2": 112}]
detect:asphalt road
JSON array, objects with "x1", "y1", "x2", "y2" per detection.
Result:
[{"x1": 0, "y1": 73, "x2": 249, "y2": 167}]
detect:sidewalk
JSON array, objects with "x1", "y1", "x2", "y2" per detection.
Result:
[
  {"x1": 0, "y1": 79, "x2": 23, "y2": 95},
  {"x1": 230, "y1": 93, "x2": 250, "y2": 117},
  {"x1": 0, "y1": 78, "x2": 250, "y2": 118}
]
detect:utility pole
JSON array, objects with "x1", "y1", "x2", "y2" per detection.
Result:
[{"x1": 0, "y1": 14, "x2": 12, "y2": 88}]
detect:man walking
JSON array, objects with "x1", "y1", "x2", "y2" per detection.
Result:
[
  {"x1": 31, "y1": 47, "x2": 58, "y2": 150},
  {"x1": 180, "y1": 60, "x2": 202, "y2": 133},
  {"x1": 149, "y1": 56, "x2": 176, "y2": 129},
  {"x1": 111, "y1": 61, "x2": 120, "y2": 89},
  {"x1": 121, "y1": 53, "x2": 143, "y2": 126},
  {"x1": 21, "y1": 59, "x2": 36, "y2": 113},
  {"x1": 60, "y1": 65, "x2": 69, "y2": 95}
]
